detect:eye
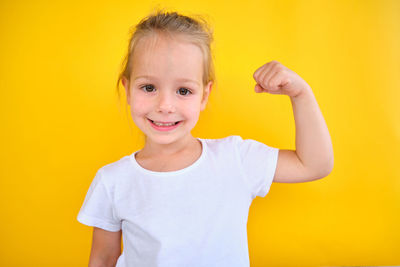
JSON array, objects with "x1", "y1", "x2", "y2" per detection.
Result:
[
  {"x1": 177, "y1": 87, "x2": 192, "y2": 96},
  {"x1": 141, "y1": 84, "x2": 155, "y2": 92}
]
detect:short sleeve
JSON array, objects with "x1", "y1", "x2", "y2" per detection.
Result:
[
  {"x1": 233, "y1": 135, "x2": 279, "y2": 199},
  {"x1": 77, "y1": 169, "x2": 121, "y2": 232}
]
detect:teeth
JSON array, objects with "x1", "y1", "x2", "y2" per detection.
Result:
[{"x1": 153, "y1": 121, "x2": 176, "y2": 126}]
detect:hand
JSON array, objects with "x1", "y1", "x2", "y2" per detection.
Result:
[{"x1": 253, "y1": 60, "x2": 311, "y2": 97}]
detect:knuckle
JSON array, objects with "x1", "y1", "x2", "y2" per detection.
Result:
[
  {"x1": 262, "y1": 76, "x2": 269, "y2": 86},
  {"x1": 268, "y1": 81, "x2": 275, "y2": 88},
  {"x1": 278, "y1": 68, "x2": 286, "y2": 74}
]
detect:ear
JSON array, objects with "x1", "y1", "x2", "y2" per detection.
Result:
[
  {"x1": 200, "y1": 81, "x2": 213, "y2": 111},
  {"x1": 122, "y1": 77, "x2": 130, "y2": 103}
]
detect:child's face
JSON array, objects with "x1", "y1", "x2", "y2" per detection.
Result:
[{"x1": 123, "y1": 33, "x2": 212, "y2": 146}]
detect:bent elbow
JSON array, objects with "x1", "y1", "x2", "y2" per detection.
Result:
[
  {"x1": 313, "y1": 161, "x2": 334, "y2": 180},
  {"x1": 321, "y1": 161, "x2": 334, "y2": 178}
]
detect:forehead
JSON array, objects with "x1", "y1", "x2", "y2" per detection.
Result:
[{"x1": 131, "y1": 33, "x2": 203, "y2": 82}]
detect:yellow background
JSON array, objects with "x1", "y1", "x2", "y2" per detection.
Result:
[{"x1": 1, "y1": 0, "x2": 399, "y2": 266}]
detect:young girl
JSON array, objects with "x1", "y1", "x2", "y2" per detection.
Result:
[{"x1": 77, "y1": 10, "x2": 333, "y2": 267}]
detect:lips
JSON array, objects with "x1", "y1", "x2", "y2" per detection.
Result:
[
  {"x1": 148, "y1": 118, "x2": 180, "y2": 125},
  {"x1": 147, "y1": 118, "x2": 182, "y2": 131}
]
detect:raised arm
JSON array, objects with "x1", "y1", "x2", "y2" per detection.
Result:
[{"x1": 253, "y1": 60, "x2": 334, "y2": 183}]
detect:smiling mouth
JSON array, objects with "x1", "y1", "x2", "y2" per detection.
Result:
[{"x1": 148, "y1": 119, "x2": 181, "y2": 125}]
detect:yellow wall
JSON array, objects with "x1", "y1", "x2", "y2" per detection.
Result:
[{"x1": 1, "y1": 0, "x2": 399, "y2": 266}]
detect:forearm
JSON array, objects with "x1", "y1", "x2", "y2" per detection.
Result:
[{"x1": 290, "y1": 86, "x2": 334, "y2": 176}]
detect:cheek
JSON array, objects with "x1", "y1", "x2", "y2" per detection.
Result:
[
  {"x1": 131, "y1": 94, "x2": 150, "y2": 114},
  {"x1": 132, "y1": 101, "x2": 145, "y2": 112},
  {"x1": 184, "y1": 102, "x2": 201, "y2": 117}
]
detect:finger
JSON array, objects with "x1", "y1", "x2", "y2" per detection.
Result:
[
  {"x1": 253, "y1": 64, "x2": 266, "y2": 81},
  {"x1": 267, "y1": 70, "x2": 285, "y2": 91},
  {"x1": 271, "y1": 70, "x2": 291, "y2": 90},
  {"x1": 254, "y1": 61, "x2": 274, "y2": 84},
  {"x1": 259, "y1": 61, "x2": 278, "y2": 89},
  {"x1": 262, "y1": 68, "x2": 280, "y2": 91},
  {"x1": 254, "y1": 83, "x2": 265, "y2": 93}
]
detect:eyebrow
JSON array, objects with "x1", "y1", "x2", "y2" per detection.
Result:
[{"x1": 134, "y1": 75, "x2": 200, "y2": 86}]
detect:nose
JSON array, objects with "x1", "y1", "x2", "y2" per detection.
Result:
[{"x1": 156, "y1": 90, "x2": 176, "y2": 113}]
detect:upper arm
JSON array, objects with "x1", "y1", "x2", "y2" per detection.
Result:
[
  {"x1": 273, "y1": 149, "x2": 331, "y2": 183},
  {"x1": 89, "y1": 227, "x2": 122, "y2": 267}
]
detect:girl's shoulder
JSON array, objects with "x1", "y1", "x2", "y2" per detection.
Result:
[
  {"x1": 202, "y1": 135, "x2": 265, "y2": 149},
  {"x1": 200, "y1": 135, "x2": 245, "y2": 154},
  {"x1": 202, "y1": 135, "x2": 277, "y2": 154},
  {"x1": 94, "y1": 154, "x2": 133, "y2": 183}
]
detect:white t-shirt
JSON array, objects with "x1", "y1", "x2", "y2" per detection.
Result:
[{"x1": 77, "y1": 135, "x2": 279, "y2": 267}]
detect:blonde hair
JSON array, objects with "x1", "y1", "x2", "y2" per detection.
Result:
[{"x1": 116, "y1": 9, "x2": 216, "y2": 101}]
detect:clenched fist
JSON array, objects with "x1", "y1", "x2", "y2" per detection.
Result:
[{"x1": 253, "y1": 60, "x2": 311, "y2": 97}]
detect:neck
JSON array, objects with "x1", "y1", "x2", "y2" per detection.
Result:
[{"x1": 140, "y1": 134, "x2": 199, "y2": 158}]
